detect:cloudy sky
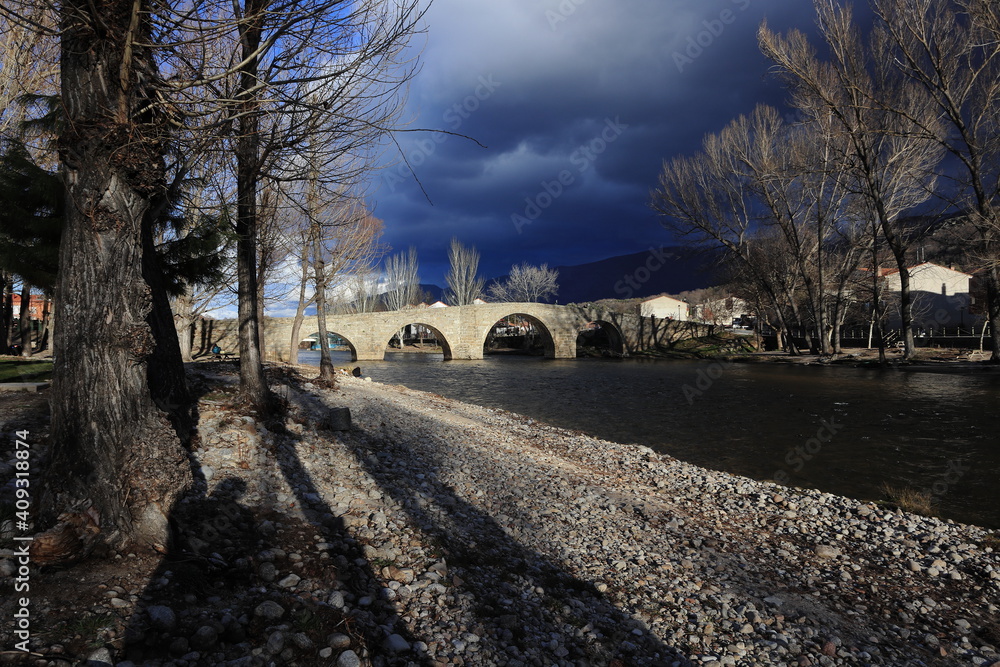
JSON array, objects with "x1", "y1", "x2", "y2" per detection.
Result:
[{"x1": 368, "y1": 0, "x2": 840, "y2": 286}]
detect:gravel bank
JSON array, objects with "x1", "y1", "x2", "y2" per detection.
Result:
[
  {"x1": 318, "y1": 375, "x2": 1000, "y2": 667},
  {"x1": 2, "y1": 366, "x2": 999, "y2": 666}
]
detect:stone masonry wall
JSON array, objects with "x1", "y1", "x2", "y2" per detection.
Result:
[{"x1": 194, "y1": 304, "x2": 711, "y2": 362}]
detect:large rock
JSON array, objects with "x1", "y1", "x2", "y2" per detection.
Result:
[
  {"x1": 325, "y1": 407, "x2": 352, "y2": 431},
  {"x1": 146, "y1": 605, "x2": 177, "y2": 632}
]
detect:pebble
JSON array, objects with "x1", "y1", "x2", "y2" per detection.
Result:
[
  {"x1": 190, "y1": 625, "x2": 218, "y2": 651},
  {"x1": 146, "y1": 605, "x2": 177, "y2": 632},
  {"x1": 257, "y1": 561, "x2": 276, "y2": 582},
  {"x1": 384, "y1": 633, "x2": 410, "y2": 653},
  {"x1": 278, "y1": 573, "x2": 300, "y2": 588},
  {"x1": 253, "y1": 600, "x2": 285, "y2": 621},
  {"x1": 337, "y1": 649, "x2": 361, "y2": 667}
]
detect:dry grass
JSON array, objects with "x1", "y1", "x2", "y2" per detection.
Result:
[{"x1": 880, "y1": 483, "x2": 935, "y2": 517}]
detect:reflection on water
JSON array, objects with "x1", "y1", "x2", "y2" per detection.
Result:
[{"x1": 300, "y1": 350, "x2": 1000, "y2": 528}]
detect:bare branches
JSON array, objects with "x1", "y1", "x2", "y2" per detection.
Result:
[
  {"x1": 382, "y1": 246, "x2": 419, "y2": 311},
  {"x1": 758, "y1": 1, "x2": 945, "y2": 358},
  {"x1": 0, "y1": 4, "x2": 58, "y2": 145},
  {"x1": 488, "y1": 263, "x2": 559, "y2": 303},
  {"x1": 444, "y1": 237, "x2": 484, "y2": 306}
]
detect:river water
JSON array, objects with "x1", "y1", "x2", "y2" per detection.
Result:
[{"x1": 299, "y1": 350, "x2": 1000, "y2": 529}]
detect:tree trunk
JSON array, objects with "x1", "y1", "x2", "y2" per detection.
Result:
[
  {"x1": 256, "y1": 280, "x2": 268, "y2": 361},
  {"x1": 173, "y1": 285, "x2": 195, "y2": 362},
  {"x1": 891, "y1": 248, "x2": 916, "y2": 360},
  {"x1": 38, "y1": 295, "x2": 52, "y2": 353},
  {"x1": 1, "y1": 274, "x2": 11, "y2": 352},
  {"x1": 234, "y1": 0, "x2": 272, "y2": 411},
  {"x1": 45, "y1": 0, "x2": 191, "y2": 546},
  {"x1": 983, "y1": 267, "x2": 1000, "y2": 365},
  {"x1": 313, "y1": 225, "x2": 336, "y2": 383},
  {"x1": 18, "y1": 282, "x2": 32, "y2": 357},
  {"x1": 288, "y1": 251, "x2": 314, "y2": 366},
  {"x1": 142, "y1": 211, "x2": 195, "y2": 440}
]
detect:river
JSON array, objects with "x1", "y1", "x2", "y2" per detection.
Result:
[{"x1": 298, "y1": 350, "x2": 1000, "y2": 529}]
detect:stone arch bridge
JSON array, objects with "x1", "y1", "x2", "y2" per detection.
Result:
[{"x1": 203, "y1": 303, "x2": 711, "y2": 361}]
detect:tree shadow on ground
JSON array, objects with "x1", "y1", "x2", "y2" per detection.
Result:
[
  {"x1": 285, "y1": 373, "x2": 691, "y2": 666},
  {"x1": 122, "y1": 363, "x2": 427, "y2": 665}
]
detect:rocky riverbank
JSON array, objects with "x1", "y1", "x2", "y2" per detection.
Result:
[{"x1": 2, "y1": 363, "x2": 999, "y2": 666}]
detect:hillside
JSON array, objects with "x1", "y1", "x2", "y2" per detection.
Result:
[{"x1": 425, "y1": 247, "x2": 720, "y2": 306}]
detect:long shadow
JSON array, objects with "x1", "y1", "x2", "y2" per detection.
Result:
[
  {"x1": 121, "y1": 363, "x2": 427, "y2": 665},
  {"x1": 292, "y1": 375, "x2": 691, "y2": 666}
]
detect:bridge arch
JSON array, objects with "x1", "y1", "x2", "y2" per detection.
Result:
[
  {"x1": 481, "y1": 312, "x2": 556, "y2": 358},
  {"x1": 380, "y1": 321, "x2": 454, "y2": 361},
  {"x1": 303, "y1": 331, "x2": 357, "y2": 360},
  {"x1": 577, "y1": 319, "x2": 627, "y2": 357}
]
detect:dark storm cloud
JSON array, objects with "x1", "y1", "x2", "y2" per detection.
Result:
[{"x1": 370, "y1": 0, "x2": 844, "y2": 285}]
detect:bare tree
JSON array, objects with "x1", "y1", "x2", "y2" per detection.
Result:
[
  {"x1": 382, "y1": 246, "x2": 420, "y2": 311},
  {"x1": 445, "y1": 237, "x2": 485, "y2": 305},
  {"x1": 382, "y1": 246, "x2": 419, "y2": 351},
  {"x1": 871, "y1": 0, "x2": 1000, "y2": 361},
  {"x1": 287, "y1": 202, "x2": 383, "y2": 365},
  {"x1": 723, "y1": 108, "x2": 840, "y2": 353},
  {"x1": 651, "y1": 108, "x2": 808, "y2": 353},
  {"x1": 488, "y1": 263, "x2": 559, "y2": 303},
  {"x1": 145, "y1": 0, "x2": 425, "y2": 410},
  {"x1": 759, "y1": 0, "x2": 945, "y2": 360},
  {"x1": 349, "y1": 272, "x2": 381, "y2": 314}
]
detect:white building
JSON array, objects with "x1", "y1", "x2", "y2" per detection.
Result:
[
  {"x1": 690, "y1": 296, "x2": 752, "y2": 326},
  {"x1": 879, "y1": 262, "x2": 978, "y2": 329},
  {"x1": 881, "y1": 262, "x2": 971, "y2": 296},
  {"x1": 640, "y1": 295, "x2": 688, "y2": 320}
]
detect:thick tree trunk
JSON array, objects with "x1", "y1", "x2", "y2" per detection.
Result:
[
  {"x1": 18, "y1": 282, "x2": 32, "y2": 357},
  {"x1": 44, "y1": 0, "x2": 191, "y2": 547},
  {"x1": 234, "y1": 0, "x2": 272, "y2": 411},
  {"x1": 235, "y1": 187, "x2": 270, "y2": 404}
]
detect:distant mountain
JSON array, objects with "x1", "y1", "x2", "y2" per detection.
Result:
[
  {"x1": 416, "y1": 284, "x2": 446, "y2": 303},
  {"x1": 426, "y1": 247, "x2": 721, "y2": 306},
  {"x1": 544, "y1": 247, "x2": 720, "y2": 303}
]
